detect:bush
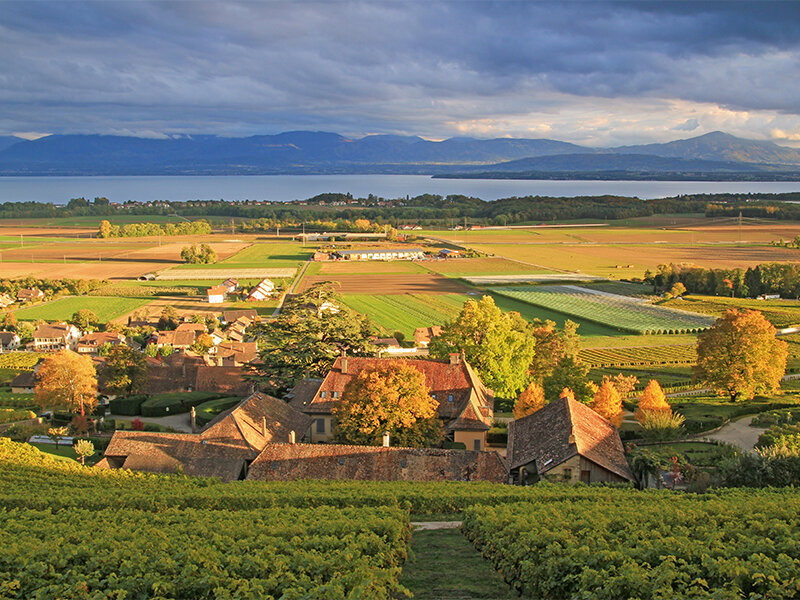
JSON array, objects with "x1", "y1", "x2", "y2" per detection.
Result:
[
  {"x1": 0, "y1": 408, "x2": 36, "y2": 424},
  {"x1": 109, "y1": 394, "x2": 149, "y2": 416},
  {"x1": 195, "y1": 397, "x2": 243, "y2": 427},
  {"x1": 140, "y1": 396, "x2": 186, "y2": 418},
  {"x1": 640, "y1": 411, "x2": 686, "y2": 441}
]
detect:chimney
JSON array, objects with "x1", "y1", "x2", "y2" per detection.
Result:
[
  {"x1": 568, "y1": 426, "x2": 575, "y2": 445},
  {"x1": 382, "y1": 431, "x2": 390, "y2": 447},
  {"x1": 261, "y1": 416, "x2": 267, "y2": 437},
  {"x1": 449, "y1": 353, "x2": 460, "y2": 365},
  {"x1": 190, "y1": 406, "x2": 197, "y2": 433},
  {"x1": 289, "y1": 430, "x2": 296, "y2": 444},
  {"x1": 341, "y1": 355, "x2": 348, "y2": 374}
]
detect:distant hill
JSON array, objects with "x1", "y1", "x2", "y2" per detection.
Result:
[
  {"x1": 0, "y1": 136, "x2": 24, "y2": 152},
  {"x1": 0, "y1": 130, "x2": 798, "y2": 176}
]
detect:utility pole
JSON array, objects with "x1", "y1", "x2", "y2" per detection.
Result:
[{"x1": 738, "y1": 211, "x2": 743, "y2": 243}]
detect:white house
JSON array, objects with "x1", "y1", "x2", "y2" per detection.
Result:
[
  {"x1": 207, "y1": 285, "x2": 227, "y2": 304},
  {"x1": 0, "y1": 331, "x2": 21, "y2": 352},
  {"x1": 32, "y1": 323, "x2": 81, "y2": 351},
  {"x1": 247, "y1": 279, "x2": 275, "y2": 301}
]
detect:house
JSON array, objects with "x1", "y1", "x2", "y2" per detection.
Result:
[
  {"x1": 506, "y1": 397, "x2": 634, "y2": 485},
  {"x1": 17, "y1": 287, "x2": 44, "y2": 303},
  {"x1": 414, "y1": 326, "x2": 442, "y2": 348},
  {"x1": 77, "y1": 331, "x2": 125, "y2": 354},
  {"x1": 247, "y1": 443, "x2": 507, "y2": 483},
  {"x1": 10, "y1": 371, "x2": 36, "y2": 394},
  {"x1": 0, "y1": 293, "x2": 14, "y2": 308},
  {"x1": 207, "y1": 285, "x2": 227, "y2": 304},
  {"x1": 222, "y1": 278, "x2": 239, "y2": 293},
  {"x1": 0, "y1": 331, "x2": 21, "y2": 352},
  {"x1": 220, "y1": 309, "x2": 259, "y2": 325},
  {"x1": 144, "y1": 353, "x2": 254, "y2": 396},
  {"x1": 153, "y1": 329, "x2": 196, "y2": 351},
  {"x1": 332, "y1": 248, "x2": 425, "y2": 261},
  {"x1": 208, "y1": 341, "x2": 258, "y2": 366},
  {"x1": 100, "y1": 393, "x2": 312, "y2": 481},
  {"x1": 247, "y1": 279, "x2": 275, "y2": 301},
  {"x1": 288, "y1": 354, "x2": 494, "y2": 450},
  {"x1": 32, "y1": 322, "x2": 81, "y2": 351}
]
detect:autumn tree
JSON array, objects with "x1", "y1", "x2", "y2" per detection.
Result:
[
  {"x1": 98, "y1": 219, "x2": 112, "y2": 239},
  {"x1": 634, "y1": 380, "x2": 671, "y2": 423},
  {"x1": 102, "y1": 345, "x2": 148, "y2": 396},
  {"x1": 3, "y1": 311, "x2": 17, "y2": 331},
  {"x1": 602, "y1": 373, "x2": 639, "y2": 397},
  {"x1": 695, "y1": 309, "x2": 788, "y2": 401},
  {"x1": 73, "y1": 439, "x2": 95, "y2": 466},
  {"x1": 513, "y1": 381, "x2": 546, "y2": 419},
  {"x1": 191, "y1": 333, "x2": 214, "y2": 354},
  {"x1": 543, "y1": 356, "x2": 594, "y2": 403},
  {"x1": 590, "y1": 380, "x2": 623, "y2": 427},
  {"x1": 35, "y1": 350, "x2": 98, "y2": 416},
  {"x1": 529, "y1": 319, "x2": 580, "y2": 381},
  {"x1": 332, "y1": 361, "x2": 443, "y2": 447},
  {"x1": 70, "y1": 309, "x2": 98, "y2": 330},
  {"x1": 430, "y1": 295, "x2": 536, "y2": 399}
]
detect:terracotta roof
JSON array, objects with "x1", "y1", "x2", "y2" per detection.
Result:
[
  {"x1": 507, "y1": 397, "x2": 633, "y2": 481},
  {"x1": 215, "y1": 341, "x2": 258, "y2": 364},
  {"x1": 414, "y1": 326, "x2": 442, "y2": 346},
  {"x1": 299, "y1": 356, "x2": 494, "y2": 432},
  {"x1": 33, "y1": 323, "x2": 76, "y2": 339},
  {"x1": 285, "y1": 377, "x2": 324, "y2": 411},
  {"x1": 17, "y1": 288, "x2": 43, "y2": 299},
  {"x1": 78, "y1": 331, "x2": 124, "y2": 348},
  {"x1": 103, "y1": 393, "x2": 311, "y2": 481},
  {"x1": 175, "y1": 322, "x2": 207, "y2": 333},
  {"x1": 221, "y1": 309, "x2": 259, "y2": 323},
  {"x1": 247, "y1": 443, "x2": 507, "y2": 482},
  {"x1": 195, "y1": 365, "x2": 255, "y2": 396},
  {"x1": 207, "y1": 285, "x2": 227, "y2": 296}
]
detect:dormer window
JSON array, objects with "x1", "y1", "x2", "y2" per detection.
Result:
[{"x1": 320, "y1": 391, "x2": 327, "y2": 398}]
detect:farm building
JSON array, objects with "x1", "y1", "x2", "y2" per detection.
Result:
[
  {"x1": 17, "y1": 287, "x2": 44, "y2": 303},
  {"x1": 438, "y1": 248, "x2": 460, "y2": 257},
  {"x1": 220, "y1": 309, "x2": 259, "y2": 324},
  {"x1": 287, "y1": 353, "x2": 494, "y2": 450},
  {"x1": 99, "y1": 393, "x2": 313, "y2": 481},
  {"x1": 0, "y1": 293, "x2": 14, "y2": 308},
  {"x1": 77, "y1": 331, "x2": 125, "y2": 354},
  {"x1": 0, "y1": 331, "x2": 21, "y2": 351},
  {"x1": 507, "y1": 397, "x2": 633, "y2": 485},
  {"x1": 312, "y1": 252, "x2": 331, "y2": 261},
  {"x1": 10, "y1": 371, "x2": 36, "y2": 394},
  {"x1": 222, "y1": 278, "x2": 239, "y2": 293},
  {"x1": 414, "y1": 326, "x2": 442, "y2": 348},
  {"x1": 333, "y1": 248, "x2": 424, "y2": 261},
  {"x1": 247, "y1": 279, "x2": 275, "y2": 301},
  {"x1": 207, "y1": 285, "x2": 227, "y2": 304},
  {"x1": 32, "y1": 323, "x2": 81, "y2": 351}
]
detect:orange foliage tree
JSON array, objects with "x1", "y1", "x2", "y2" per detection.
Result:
[
  {"x1": 513, "y1": 381, "x2": 546, "y2": 419},
  {"x1": 695, "y1": 308, "x2": 788, "y2": 401},
  {"x1": 34, "y1": 349, "x2": 98, "y2": 416},
  {"x1": 332, "y1": 361, "x2": 443, "y2": 447},
  {"x1": 559, "y1": 387, "x2": 575, "y2": 401},
  {"x1": 634, "y1": 379, "x2": 671, "y2": 423},
  {"x1": 590, "y1": 380, "x2": 623, "y2": 427}
]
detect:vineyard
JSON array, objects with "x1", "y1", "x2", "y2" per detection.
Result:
[
  {"x1": 494, "y1": 286, "x2": 715, "y2": 334},
  {"x1": 462, "y1": 492, "x2": 800, "y2": 599},
  {"x1": 579, "y1": 344, "x2": 696, "y2": 367}
]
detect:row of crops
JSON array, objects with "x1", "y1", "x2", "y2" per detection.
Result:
[
  {"x1": 493, "y1": 286, "x2": 716, "y2": 334},
  {"x1": 462, "y1": 493, "x2": 800, "y2": 599},
  {"x1": 579, "y1": 344, "x2": 696, "y2": 367}
]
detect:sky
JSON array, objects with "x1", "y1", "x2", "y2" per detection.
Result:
[{"x1": 3, "y1": 1, "x2": 800, "y2": 147}]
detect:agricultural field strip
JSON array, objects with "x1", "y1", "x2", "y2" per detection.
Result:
[
  {"x1": 13, "y1": 296, "x2": 153, "y2": 324},
  {"x1": 157, "y1": 268, "x2": 296, "y2": 280},
  {"x1": 580, "y1": 344, "x2": 696, "y2": 367},
  {"x1": 494, "y1": 286, "x2": 715, "y2": 334},
  {"x1": 340, "y1": 294, "x2": 466, "y2": 336},
  {"x1": 559, "y1": 284, "x2": 647, "y2": 303},
  {"x1": 465, "y1": 274, "x2": 605, "y2": 284}
]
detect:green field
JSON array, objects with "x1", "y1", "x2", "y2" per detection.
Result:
[
  {"x1": 663, "y1": 295, "x2": 800, "y2": 328},
  {"x1": 13, "y1": 296, "x2": 152, "y2": 323},
  {"x1": 175, "y1": 242, "x2": 312, "y2": 270},
  {"x1": 495, "y1": 286, "x2": 715, "y2": 334},
  {"x1": 341, "y1": 294, "x2": 467, "y2": 337}
]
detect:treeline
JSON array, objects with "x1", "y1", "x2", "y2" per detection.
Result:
[
  {"x1": 0, "y1": 277, "x2": 108, "y2": 299},
  {"x1": 649, "y1": 262, "x2": 800, "y2": 298},
  {"x1": 239, "y1": 217, "x2": 385, "y2": 234},
  {"x1": 98, "y1": 220, "x2": 212, "y2": 238}
]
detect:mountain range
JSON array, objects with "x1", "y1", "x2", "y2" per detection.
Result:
[{"x1": 1, "y1": 130, "x2": 799, "y2": 177}]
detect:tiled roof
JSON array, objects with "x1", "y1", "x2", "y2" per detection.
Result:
[
  {"x1": 33, "y1": 323, "x2": 75, "y2": 339},
  {"x1": 175, "y1": 322, "x2": 207, "y2": 333},
  {"x1": 10, "y1": 371, "x2": 35, "y2": 388},
  {"x1": 285, "y1": 377, "x2": 324, "y2": 411},
  {"x1": 195, "y1": 365, "x2": 255, "y2": 396},
  {"x1": 0, "y1": 331, "x2": 18, "y2": 346},
  {"x1": 215, "y1": 341, "x2": 258, "y2": 364},
  {"x1": 207, "y1": 285, "x2": 227, "y2": 296},
  {"x1": 507, "y1": 397, "x2": 633, "y2": 481},
  {"x1": 413, "y1": 326, "x2": 442, "y2": 346},
  {"x1": 247, "y1": 443, "x2": 507, "y2": 482},
  {"x1": 299, "y1": 356, "x2": 494, "y2": 432},
  {"x1": 222, "y1": 309, "x2": 259, "y2": 323},
  {"x1": 78, "y1": 332, "x2": 124, "y2": 347}
]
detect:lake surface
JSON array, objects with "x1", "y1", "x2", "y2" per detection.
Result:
[{"x1": 0, "y1": 174, "x2": 799, "y2": 204}]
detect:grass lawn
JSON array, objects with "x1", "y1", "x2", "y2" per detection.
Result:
[
  {"x1": 175, "y1": 242, "x2": 312, "y2": 270},
  {"x1": 28, "y1": 442, "x2": 102, "y2": 466},
  {"x1": 14, "y1": 296, "x2": 152, "y2": 323},
  {"x1": 399, "y1": 529, "x2": 517, "y2": 600}
]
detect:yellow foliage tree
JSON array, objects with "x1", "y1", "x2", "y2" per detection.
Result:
[
  {"x1": 590, "y1": 380, "x2": 623, "y2": 427},
  {"x1": 513, "y1": 381, "x2": 546, "y2": 419},
  {"x1": 634, "y1": 379, "x2": 671, "y2": 423},
  {"x1": 559, "y1": 387, "x2": 575, "y2": 401},
  {"x1": 34, "y1": 350, "x2": 98, "y2": 417}
]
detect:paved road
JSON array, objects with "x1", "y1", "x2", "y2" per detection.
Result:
[{"x1": 699, "y1": 415, "x2": 766, "y2": 452}]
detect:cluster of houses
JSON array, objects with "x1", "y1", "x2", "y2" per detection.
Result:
[
  {"x1": 0, "y1": 287, "x2": 45, "y2": 309},
  {"x1": 311, "y1": 247, "x2": 461, "y2": 262},
  {"x1": 97, "y1": 353, "x2": 633, "y2": 486},
  {"x1": 206, "y1": 278, "x2": 276, "y2": 304}
]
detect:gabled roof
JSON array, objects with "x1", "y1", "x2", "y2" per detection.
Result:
[
  {"x1": 78, "y1": 331, "x2": 124, "y2": 347},
  {"x1": 285, "y1": 377, "x2": 324, "y2": 411},
  {"x1": 207, "y1": 285, "x2": 227, "y2": 296},
  {"x1": 195, "y1": 365, "x2": 255, "y2": 396},
  {"x1": 215, "y1": 341, "x2": 258, "y2": 364},
  {"x1": 414, "y1": 326, "x2": 442, "y2": 346},
  {"x1": 221, "y1": 309, "x2": 259, "y2": 323},
  {"x1": 247, "y1": 443, "x2": 507, "y2": 483},
  {"x1": 10, "y1": 371, "x2": 35, "y2": 388},
  {"x1": 33, "y1": 323, "x2": 77, "y2": 339},
  {"x1": 507, "y1": 397, "x2": 633, "y2": 481},
  {"x1": 0, "y1": 331, "x2": 19, "y2": 346}
]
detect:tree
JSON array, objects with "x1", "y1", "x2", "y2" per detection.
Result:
[
  {"x1": 695, "y1": 309, "x2": 788, "y2": 401},
  {"x1": 3, "y1": 311, "x2": 17, "y2": 331},
  {"x1": 73, "y1": 439, "x2": 95, "y2": 466},
  {"x1": 191, "y1": 333, "x2": 214, "y2": 354},
  {"x1": 47, "y1": 425, "x2": 69, "y2": 450},
  {"x1": 543, "y1": 356, "x2": 594, "y2": 403},
  {"x1": 158, "y1": 306, "x2": 179, "y2": 330},
  {"x1": 35, "y1": 350, "x2": 97, "y2": 416},
  {"x1": 602, "y1": 373, "x2": 638, "y2": 397},
  {"x1": 102, "y1": 345, "x2": 148, "y2": 397},
  {"x1": 430, "y1": 295, "x2": 536, "y2": 399},
  {"x1": 590, "y1": 380, "x2": 623, "y2": 427},
  {"x1": 513, "y1": 381, "x2": 546, "y2": 419},
  {"x1": 70, "y1": 309, "x2": 98, "y2": 330},
  {"x1": 529, "y1": 319, "x2": 580, "y2": 382},
  {"x1": 181, "y1": 243, "x2": 217, "y2": 264},
  {"x1": 331, "y1": 361, "x2": 443, "y2": 447},
  {"x1": 251, "y1": 282, "x2": 375, "y2": 394},
  {"x1": 634, "y1": 380, "x2": 671, "y2": 423},
  {"x1": 668, "y1": 282, "x2": 687, "y2": 298},
  {"x1": 98, "y1": 219, "x2": 112, "y2": 238}
]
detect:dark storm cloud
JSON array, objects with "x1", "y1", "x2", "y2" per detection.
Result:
[{"x1": 2, "y1": 1, "x2": 800, "y2": 144}]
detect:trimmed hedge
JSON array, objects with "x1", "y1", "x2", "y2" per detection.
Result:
[
  {"x1": 195, "y1": 397, "x2": 244, "y2": 427},
  {"x1": 109, "y1": 395, "x2": 148, "y2": 416},
  {"x1": 140, "y1": 392, "x2": 224, "y2": 418}
]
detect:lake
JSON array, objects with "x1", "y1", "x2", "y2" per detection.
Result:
[{"x1": 0, "y1": 174, "x2": 799, "y2": 204}]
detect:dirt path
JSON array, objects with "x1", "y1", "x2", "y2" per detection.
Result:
[
  {"x1": 700, "y1": 415, "x2": 766, "y2": 451},
  {"x1": 411, "y1": 521, "x2": 462, "y2": 530}
]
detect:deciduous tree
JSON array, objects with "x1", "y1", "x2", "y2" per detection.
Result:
[
  {"x1": 332, "y1": 361, "x2": 442, "y2": 447},
  {"x1": 73, "y1": 439, "x2": 95, "y2": 466},
  {"x1": 513, "y1": 381, "x2": 546, "y2": 419},
  {"x1": 529, "y1": 319, "x2": 580, "y2": 381},
  {"x1": 430, "y1": 295, "x2": 536, "y2": 399},
  {"x1": 634, "y1": 380, "x2": 671, "y2": 423},
  {"x1": 70, "y1": 309, "x2": 97, "y2": 330},
  {"x1": 35, "y1": 350, "x2": 98, "y2": 416},
  {"x1": 102, "y1": 345, "x2": 148, "y2": 396},
  {"x1": 695, "y1": 309, "x2": 788, "y2": 401},
  {"x1": 543, "y1": 356, "x2": 594, "y2": 403},
  {"x1": 590, "y1": 380, "x2": 623, "y2": 427}
]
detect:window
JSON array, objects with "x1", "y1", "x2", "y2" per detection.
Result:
[
  {"x1": 315, "y1": 419, "x2": 325, "y2": 433},
  {"x1": 473, "y1": 439, "x2": 481, "y2": 451},
  {"x1": 563, "y1": 468, "x2": 572, "y2": 481},
  {"x1": 332, "y1": 391, "x2": 339, "y2": 399},
  {"x1": 447, "y1": 394, "x2": 454, "y2": 402},
  {"x1": 320, "y1": 391, "x2": 327, "y2": 399},
  {"x1": 431, "y1": 393, "x2": 437, "y2": 399}
]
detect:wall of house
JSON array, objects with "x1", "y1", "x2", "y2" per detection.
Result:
[
  {"x1": 454, "y1": 430, "x2": 486, "y2": 452},
  {"x1": 542, "y1": 455, "x2": 627, "y2": 484},
  {"x1": 309, "y1": 415, "x2": 335, "y2": 443}
]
